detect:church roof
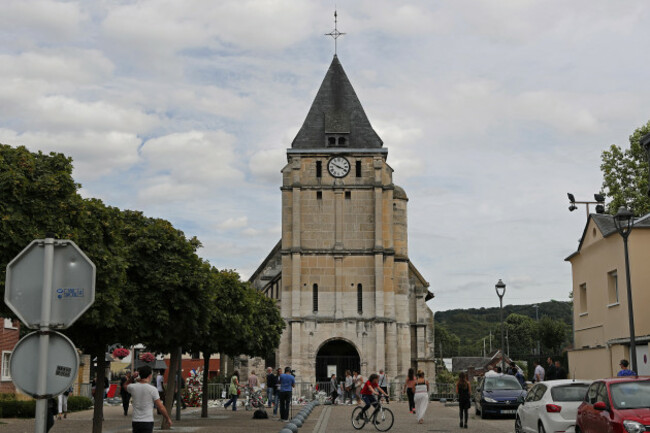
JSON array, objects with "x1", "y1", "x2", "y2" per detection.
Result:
[{"x1": 291, "y1": 55, "x2": 383, "y2": 149}]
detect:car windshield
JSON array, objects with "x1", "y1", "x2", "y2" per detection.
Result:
[
  {"x1": 550, "y1": 384, "x2": 589, "y2": 402},
  {"x1": 484, "y1": 376, "x2": 522, "y2": 391},
  {"x1": 610, "y1": 381, "x2": 650, "y2": 410}
]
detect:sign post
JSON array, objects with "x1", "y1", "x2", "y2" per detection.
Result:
[{"x1": 5, "y1": 234, "x2": 95, "y2": 433}]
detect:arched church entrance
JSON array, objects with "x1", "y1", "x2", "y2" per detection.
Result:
[{"x1": 315, "y1": 339, "x2": 360, "y2": 383}]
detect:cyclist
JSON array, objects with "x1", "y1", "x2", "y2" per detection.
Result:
[{"x1": 356, "y1": 374, "x2": 389, "y2": 421}]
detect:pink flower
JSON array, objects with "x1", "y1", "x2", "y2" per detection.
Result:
[
  {"x1": 140, "y1": 352, "x2": 155, "y2": 363},
  {"x1": 113, "y1": 348, "x2": 130, "y2": 359}
]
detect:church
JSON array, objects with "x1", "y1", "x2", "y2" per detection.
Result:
[{"x1": 249, "y1": 54, "x2": 436, "y2": 385}]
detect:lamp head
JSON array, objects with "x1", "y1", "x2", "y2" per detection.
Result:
[
  {"x1": 568, "y1": 204, "x2": 578, "y2": 212},
  {"x1": 495, "y1": 279, "x2": 506, "y2": 298},
  {"x1": 614, "y1": 206, "x2": 634, "y2": 237},
  {"x1": 594, "y1": 193, "x2": 605, "y2": 203},
  {"x1": 567, "y1": 193, "x2": 575, "y2": 203}
]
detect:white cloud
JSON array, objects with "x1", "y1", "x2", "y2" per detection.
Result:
[{"x1": 219, "y1": 216, "x2": 249, "y2": 230}]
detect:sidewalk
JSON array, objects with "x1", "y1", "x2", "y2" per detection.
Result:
[{"x1": 0, "y1": 402, "x2": 323, "y2": 433}]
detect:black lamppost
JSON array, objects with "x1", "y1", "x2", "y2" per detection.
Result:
[
  {"x1": 495, "y1": 279, "x2": 506, "y2": 371},
  {"x1": 533, "y1": 304, "x2": 540, "y2": 355},
  {"x1": 613, "y1": 206, "x2": 638, "y2": 374}
]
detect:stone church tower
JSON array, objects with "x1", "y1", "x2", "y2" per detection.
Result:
[{"x1": 249, "y1": 55, "x2": 435, "y2": 385}]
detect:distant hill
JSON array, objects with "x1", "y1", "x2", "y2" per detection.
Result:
[{"x1": 435, "y1": 300, "x2": 572, "y2": 357}]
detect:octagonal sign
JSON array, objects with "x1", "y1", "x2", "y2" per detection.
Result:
[{"x1": 5, "y1": 239, "x2": 96, "y2": 329}]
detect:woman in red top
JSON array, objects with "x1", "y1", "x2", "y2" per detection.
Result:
[
  {"x1": 356, "y1": 374, "x2": 389, "y2": 420},
  {"x1": 402, "y1": 368, "x2": 416, "y2": 414}
]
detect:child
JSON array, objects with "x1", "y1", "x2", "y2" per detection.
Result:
[{"x1": 356, "y1": 374, "x2": 389, "y2": 420}]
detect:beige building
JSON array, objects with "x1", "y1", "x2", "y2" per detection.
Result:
[
  {"x1": 566, "y1": 213, "x2": 650, "y2": 379},
  {"x1": 249, "y1": 55, "x2": 435, "y2": 385}
]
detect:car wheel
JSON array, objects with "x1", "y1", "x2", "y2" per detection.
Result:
[
  {"x1": 538, "y1": 422, "x2": 546, "y2": 433},
  {"x1": 515, "y1": 416, "x2": 523, "y2": 433},
  {"x1": 575, "y1": 427, "x2": 581, "y2": 433}
]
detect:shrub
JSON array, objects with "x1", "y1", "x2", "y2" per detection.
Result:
[
  {"x1": 67, "y1": 396, "x2": 93, "y2": 412},
  {"x1": 0, "y1": 393, "x2": 16, "y2": 401},
  {"x1": 0, "y1": 400, "x2": 36, "y2": 418}
]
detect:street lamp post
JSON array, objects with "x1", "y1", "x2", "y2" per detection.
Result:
[
  {"x1": 495, "y1": 279, "x2": 506, "y2": 371},
  {"x1": 613, "y1": 206, "x2": 638, "y2": 374}
]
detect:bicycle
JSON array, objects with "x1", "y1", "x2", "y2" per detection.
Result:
[{"x1": 351, "y1": 396, "x2": 394, "y2": 431}]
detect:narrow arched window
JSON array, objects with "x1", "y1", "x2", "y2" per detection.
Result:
[
  {"x1": 313, "y1": 284, "x2": 319, "y2": 312},
  {"x1": 357, "y1": 284, "x2": 363, "y2": 314}
]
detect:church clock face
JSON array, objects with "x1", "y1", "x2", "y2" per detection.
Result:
[{"x1": 327, "y1": 156, "x2": 350, "y2": 178}]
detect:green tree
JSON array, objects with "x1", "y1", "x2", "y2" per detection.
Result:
[
  {"x1": 434, "y1": 323, "x2": 460, "y2": 358},
  {"x1": 0, "y1": 145, "x2": 80, "y2": 316},
  {"x1": 120, "y1": 211, "x2": 212, "y2": 429},
  {"x1": 600, "y1": 120, "x2": 650, "y2": 215},
  {"x1": 505, "y1": 313, "x2": 535, "y2": 356},
  {"x1": 538, "y1": 316, "x2": 567, "y2": 353}
]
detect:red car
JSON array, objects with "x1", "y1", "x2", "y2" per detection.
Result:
[{"x1": 576, "y1": 376, "x2": 650, "y2": 433}]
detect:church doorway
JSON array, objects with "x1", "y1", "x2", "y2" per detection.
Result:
[{"x1": 315, "y1": 339, "x2": 360, "y2": 383}]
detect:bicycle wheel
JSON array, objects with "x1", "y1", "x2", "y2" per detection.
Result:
[
  {"x1": 351, "y1": 406, "x2": 367, "y2": 430},
  {"x1": 373, "y1": 406, "x2": 394, "y2": 432}
]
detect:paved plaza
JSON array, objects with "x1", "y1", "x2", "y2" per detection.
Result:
[{"x1": 0, "y1": 401, "x2": 517, "y2": 433}]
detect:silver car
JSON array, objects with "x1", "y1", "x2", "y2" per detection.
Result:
[{"x1": 515, "y1": 379, "x2": 592, "y2": 433}]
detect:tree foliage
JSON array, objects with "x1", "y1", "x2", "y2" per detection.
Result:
[
  {"x1": 505, "y1": 313, "x2": 536, "y2": 356},
  {"x1": 538, "y1": 315, "x2": 568, "y2": 353},
  {"x1": 600, "y1": 120, "x2": 650, "y2": 215},
  {"x1": 434, "y1": 323, "x2": 460, "y2": 358}
]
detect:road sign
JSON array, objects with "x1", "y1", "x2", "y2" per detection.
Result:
[
  {"x1": 10, "y1": 331, "x2": 79, "y2": 398},
  {"x1": 5, "y1": 239, "x2": 96, "y2": 328}
]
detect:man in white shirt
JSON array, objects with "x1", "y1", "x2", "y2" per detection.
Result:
[
  {"x1": 128, "y1": 366, "x2": 172, "y2": 433},
  {"x1": 534, "y1": 361, "x2": 545, "y2": 383},
  {"x1": 378, "y1": 369, "x2": 389, "y2": 403},
  {"x1": 484, "y1": 366, "x2": 499, "y2": 377}
]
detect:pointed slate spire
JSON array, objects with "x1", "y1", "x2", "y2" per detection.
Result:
[{"x1": 291, "y1": 55, "x2": 383, "y2": 149}]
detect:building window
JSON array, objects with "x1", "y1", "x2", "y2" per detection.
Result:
[
  {"x1": 357, "y1": 284, "x2": 363, "y2": 314},
  {"x1": 1, "y1": 351, "x2": 10, "y2": 381},
  {"x1": 338, "y1": 137, "x2": 346, "y2": 145},
  {"x1": 608, "y1": 270, "x2": 619, "y2": 305},
  {"x1": 3, "y1": 318, "x2": 15, "y2": 329},
  {"x1": 345, "y1": 191, "x2": 351, "y2": 200},
  {"x1": 579, "y1": 283, "x2": 587, "y2": 314},
  {"x1": 313, "y1": 284, "x2": 318, "y2": 312},
  {"x1": 356, "y1": 160, "x2": 361, "y2": 177},
  {"x1": 328, "y1": 137, "x2": 336, "y2": 146},
  {"x1": 317, "y1": 191, "x2": 322, "y2": 200},
  {"x1": 316, "y1": 161, "x2": 322, "y2": 178}
]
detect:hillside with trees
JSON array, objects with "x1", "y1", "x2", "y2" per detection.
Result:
[{"x1": 434, "y1": 300, "x2": 572, "y2": 358}]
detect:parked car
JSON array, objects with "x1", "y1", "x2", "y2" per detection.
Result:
[
  {"x1": 515, "y1": 379, "x2": 592, "y2": 433},
  {"x1": 576, "y1": 376, "x2": 650, "y2": 433},
  {"x1": 474, "y1": 374, "x2": 527, "y2": 418}
]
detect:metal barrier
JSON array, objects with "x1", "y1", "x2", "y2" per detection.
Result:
[{"x1": 430, "y1": 382, "x2": 457, "y2": 401}]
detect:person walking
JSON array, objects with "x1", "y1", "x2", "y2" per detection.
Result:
[
  {"x1": 378, "y1": 369, "x2": 389, "y2": 403},
  {"x1": 155, "y1": 372, "x2": 165, "y2": 406},
  {"x1": 266, "y1": 367, "x2": 277, "y2": 408},
  {"x1": 546, "y1": 357, "x2": 557, "y2": 381},
  {"x1": 273, "y1": 368, "x2": 282, "y2": 416},
  {"x1": 248, "y1": 370, "x2": 259, "y2": 389},
  {"x1": 344, "y1": 370, "x2": 353, "y2": 404},
  {"x1": 402, "y1": 368, "x2": 416, "y2": 414},
  {"x1": 330, "y1": 374, "x2": 338, "y2": 404},
  {"x1": 127, "y1": 365, "x2": 172, "y2": 433},
  {"x1": 57, "y1": 386, "x2": 71, "y2": 420},
  {"x1": 554, "y1": 360, "x2": 567, "y2": 379},
  {"x1": 456, "y1": 372, "x2": 471, "y2": 429},
  {"x1": 278, "y1": 366, "x2": 295, "y2": 422},
  {"x1": 617, "y1": 359, "x2": 637, "y2": 376},
  {"x1": 534, "y1": 361, "x2": 545, "y2": 383},
  {"x1": 120, "y1": 373, "x2": 132, "y2": 416},
  {"x1": 223, "y1": 371, "x2": 241, "y2": 411},
  {"x1": 413, "y1": 371, "x2": 430, "y2": 424},
  {"x1": 355, "y1": 372, "x2": 364, "y2": 404}
]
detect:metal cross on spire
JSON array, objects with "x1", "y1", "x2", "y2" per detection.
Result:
[{"x1": 325, "y1": 9, "x2": 345, "y2": 55}]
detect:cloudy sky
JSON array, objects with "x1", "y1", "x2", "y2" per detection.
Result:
[{"x1": 2, "y1": 1, "x2": 650, "y2": 312}]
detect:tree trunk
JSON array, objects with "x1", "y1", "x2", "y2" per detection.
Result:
[
  {"x1": 161, "y1": 348, "x2": 179, "y2": 430},
  {"x1": 201, "y1": 352, "x2": 211, "y2": 418},
  {"x1": 92, "y1": 347, "x2": 106, "y2": 433}
]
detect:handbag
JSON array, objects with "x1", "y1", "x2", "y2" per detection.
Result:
[{"x1": 237, "y1": 388, "x2": 241, "y2": 395}]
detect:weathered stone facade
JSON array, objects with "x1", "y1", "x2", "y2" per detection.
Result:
[{"x1": 249, "y1": 55, "x2": 435, "y2": 385}]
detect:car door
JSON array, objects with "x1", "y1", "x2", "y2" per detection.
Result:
[
  {"x1": 591, "y1": 382, "x2": 613, "y2": 433},
  {"x1": 523, "y1": 384, "x2": 546, "y2": 433},
  {"x1": 579, "y1": 382, "x2": 601, "y2": 433},
  {"x1": 519, "y1": 384, "x2": 539, "y2": 432}
]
